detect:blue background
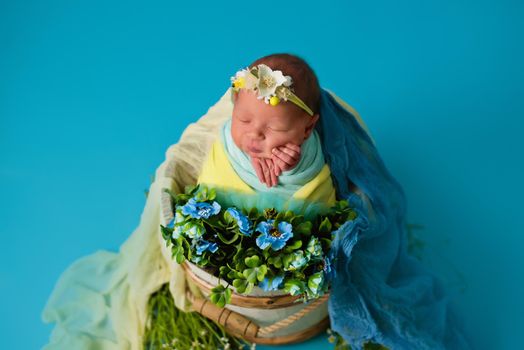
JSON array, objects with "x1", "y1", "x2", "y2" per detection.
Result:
[{"x1": 1, "y1": 0, "x2": 523, "y2": 349}]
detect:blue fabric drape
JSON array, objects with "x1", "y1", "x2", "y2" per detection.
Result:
[{"x1": 317, "y1": 89, "x2": 472, "y2": 350}]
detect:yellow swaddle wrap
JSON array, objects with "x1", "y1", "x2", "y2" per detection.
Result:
[{"x1": 197, "y1": 136, "x2": 337, "y2": 208}]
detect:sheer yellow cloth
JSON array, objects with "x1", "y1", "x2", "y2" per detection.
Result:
[{"x1": 41, "y1": 87, "x2": 371, "y2": 349}]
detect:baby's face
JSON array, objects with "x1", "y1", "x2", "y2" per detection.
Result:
[{"x1": 231, "y1": 89, "x2": 319, "y2": 159}]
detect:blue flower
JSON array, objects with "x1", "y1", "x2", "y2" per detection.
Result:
[
  {"x1": 195, "y1": 239, "x2": 219, "y2": 255},
  {"x1": 226, "y1": 207, "x2": 253, "y2": 236},
  {"x1": 259, "y1": 275, "x2": 284, "y2": 291},
  {"x1": 255, "y1": 220, "x2": 293, "y2": 251},
  {"x1": 181, "y1": 198, "x2": 221, "y2": 219}
]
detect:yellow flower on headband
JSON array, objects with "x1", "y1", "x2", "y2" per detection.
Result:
[
  {"x1": 232, "y1": 77, "x2": 244, "y2": 89},
  {"x1": 230, "y1": 64, "x2": 314, "y2": 116},
  {"x1": 230, "y1": 68, "x2": 257, "y2": 90}
]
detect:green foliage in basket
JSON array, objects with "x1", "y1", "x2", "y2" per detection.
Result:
[{"x1": 160, "y1": 184, "x2": 357, "y2": 308}]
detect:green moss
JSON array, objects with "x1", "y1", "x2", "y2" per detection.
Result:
[{"x1": 143, "y1": 283, "x2": 251, "y2": 350}]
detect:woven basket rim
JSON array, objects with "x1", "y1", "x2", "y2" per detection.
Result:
[{"x1": 182, "y1": 261, "x2": 330, "y2": 309}]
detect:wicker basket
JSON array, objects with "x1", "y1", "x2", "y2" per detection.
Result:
[{"x1": 159, "y1": 189, "x2": 330, "y2": 345}]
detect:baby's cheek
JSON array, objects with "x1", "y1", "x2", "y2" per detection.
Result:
[
  {"x1": 259, "y1": 133, "x2": 301, "y2": 158},
  {"x1": 272, "y1": 134, "x2": 300, "y2": 150},
  {"x1": 266, "y1": 139, "x2": 283, "y2": 155}
]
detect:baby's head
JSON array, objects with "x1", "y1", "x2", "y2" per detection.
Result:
[{"x1": 231, "y1": 53, "x2": 321, "y2": 159}]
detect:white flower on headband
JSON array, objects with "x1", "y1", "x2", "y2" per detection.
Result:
[
  {"x1": 230, "y1": 63, "x2": 314, "y2": 116},
  {"x1": 255, "y1": 64, "x2": 293, "y2": 103}
]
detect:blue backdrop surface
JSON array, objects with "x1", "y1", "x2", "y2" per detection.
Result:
[{"x1": 1, "y1": 0, "x2": 523, "y2": 349}]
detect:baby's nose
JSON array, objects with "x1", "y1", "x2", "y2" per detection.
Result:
[{"x1": 248, "y1": 129, "x2": 265, "y2": 140}]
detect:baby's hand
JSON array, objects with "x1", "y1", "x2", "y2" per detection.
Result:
[
  {"x1": 251, "y1": 157, "x2": 278, "y2": 188},
  {"x1": 271, "y1": 143, "x2": 301, "y2": 176},
  {"x1": 250, "y1": 143, "x2": 301, "y2": 188}
]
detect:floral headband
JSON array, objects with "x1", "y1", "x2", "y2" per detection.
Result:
[{"x1": 230, "y1": 63, "x2": 314, "y2": 116}]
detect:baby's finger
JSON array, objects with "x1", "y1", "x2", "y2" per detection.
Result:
[
  {"x1": 264, "y1": 158, "x2": 277, "y2": 187},
  {"x1": 272, "y1": 157, "x2": 282, "y2": 176},
  {"x1": 270, "y1": 155, "x2": 279, "y2": 176},
  {"x1": 285, "y1": 143, "x2": 301, "y2": 153},
  {"x1": 280, "y1": 144, "x2": 301, "y2": 160},
  {"x1": 260, "y1": 158, "x2": 272, "y2": 188},
  {"x1": 251, "y1": 157, "x2": 267, "y2": 186},
  {"x1": 272, "y1": 161, "x2": 279, "y2": 186},
  {"x1": 251, "y1": 158, "x2": 263, "y2": 185},
  {"x1": 272, "y1": 147, "x2": 296, "y2": 166},
  {"x1": 272, "y1": 154, "x2": 288, "y2": 173}
]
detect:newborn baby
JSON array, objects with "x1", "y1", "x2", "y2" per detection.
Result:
[
  {"x1": 197, "y1": 53, "x2": 336, "y2": 213},
  {"x1": 231, "y1": 88, "x2": 318, "y2": 188}
]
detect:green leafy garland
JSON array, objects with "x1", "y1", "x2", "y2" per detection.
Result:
[{"x1": 160, "y1": 184, "x2": 358, "y2": 307}]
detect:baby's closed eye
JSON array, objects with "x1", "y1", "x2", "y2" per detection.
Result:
[{"x1": 267, "y1": 125, "x2": 290, "y2": 132}]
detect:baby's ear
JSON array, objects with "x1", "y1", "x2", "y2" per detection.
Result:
[{"x1": 304, "y1": 113, "x2": 320, "y2": 138}]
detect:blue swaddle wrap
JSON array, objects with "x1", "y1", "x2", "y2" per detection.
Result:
[
  {"x1": 317, "y1": 89, "x2": 472, "y2": 349},
  {"x1": 220, "y1": 118, "x2": 325, "y2": 197}
]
